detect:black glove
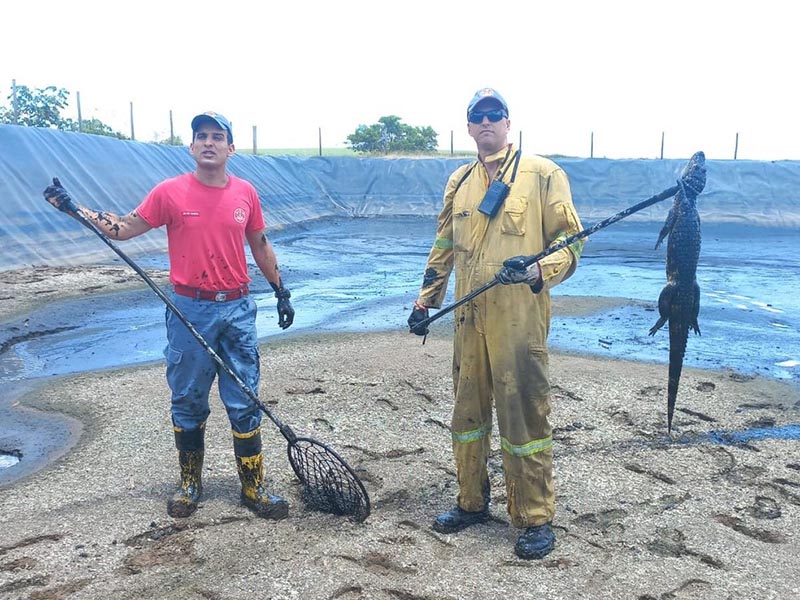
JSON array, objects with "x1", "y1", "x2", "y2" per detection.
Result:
[
  {"x1": 275, "y1": 286, "x2": 294, "y2": 329},
  {"x1": 43, "y1": 177, "x2": 78, "y2": 214},
  {"x1": 407, "y1": 301, "x2": 429, "y2": 336},
  {"x1": 496, "y1": 256, "x2": 542, "y2": 287}
]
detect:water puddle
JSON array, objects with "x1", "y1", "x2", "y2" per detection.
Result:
[
  {"x1": 704, "y1": 424, "x2": 800, "y2": 445},
  {"x1": 0, "y1": 450, "x2": 21, "y2": 469},
  {"x1": 1, "y1": 217, "x2": 798, "y2": 386}
]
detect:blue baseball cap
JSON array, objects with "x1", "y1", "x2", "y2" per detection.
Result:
[
  {"x1": 191, "y1": 111, "x2": 233, "y2": 143},
  {"x1": 467, "y1": 88, "x2": 509, "y2": 118}
]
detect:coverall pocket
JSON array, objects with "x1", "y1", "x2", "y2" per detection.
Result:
[
  {"x1": 165, "y1": 346, "x2": 183, "y2": 365},
  {"x1": 501, "y1": 197, "x2": 527, "y2": 236},
  {"x1": 164, "y1": 345, "x2": 196, "y2": 400},
  {"x1": 525, "y1": 344, "x2": 552, "y2": 401}
]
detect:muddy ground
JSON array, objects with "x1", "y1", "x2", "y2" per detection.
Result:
[{"x1": 0, "y1": 267, "x2": 799, "y2": 600}]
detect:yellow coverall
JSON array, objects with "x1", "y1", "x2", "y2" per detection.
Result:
[{"x1": 417, "y1": 145, "x2": 583, "y2": 527}]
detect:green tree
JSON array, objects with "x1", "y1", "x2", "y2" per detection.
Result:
[
  {"x1": 0, "y1": 84, "x2": 127, "y2": 139},
  {"x1": 346, "y1": 115, "x2": 438, "y2": 155},
  {"x1": 156, "y1": 135, "x2": 184, "y2": 146},
  {"x1": 0, "y1": 84, "x2": 69, "y2": 128},
  {"x1": 64, "y1": 117, "x2": 129, "y2": 140}
]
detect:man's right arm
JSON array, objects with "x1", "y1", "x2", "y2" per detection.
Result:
[
  {"x1": 76, "y1": 207, "x2": 152, "y2": 240},
  {"x1": 415, "y1": 168, "x2": 463, "y2": 309},
  {"x1": 43, "y1": 178, "x2": 152, "y2": 240},
  {"x1": 407, "y1": 169, "x2": 463, "y2": 336}
]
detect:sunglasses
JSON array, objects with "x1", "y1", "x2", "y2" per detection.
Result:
[{"x1": 468, "y1": 109, "x2": 507, "y2": 124}]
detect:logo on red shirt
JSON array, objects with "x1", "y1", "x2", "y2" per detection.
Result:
[{"x1": 233, "y1": 207, "x2": 246, "y2": 223}]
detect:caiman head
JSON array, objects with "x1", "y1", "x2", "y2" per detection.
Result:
[{"x1": 679, "y1": 150, "x2": 706, "y2": 197}]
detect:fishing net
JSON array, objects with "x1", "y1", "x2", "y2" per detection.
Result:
[{"x1": 288, "y1": 437, "x2": 371, "y2": 523}]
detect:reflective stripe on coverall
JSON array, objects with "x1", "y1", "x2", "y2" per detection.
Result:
[{"x1": 418, "y1": 145, "x2": 583, "y2": 527}]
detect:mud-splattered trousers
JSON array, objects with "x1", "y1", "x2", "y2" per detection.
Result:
[
  {"x1": 417, "y1": 146, "x2": 583, "y2": 527},
  {"x1": 165, "y1": 294, "x2": 261, "y2": 434}
]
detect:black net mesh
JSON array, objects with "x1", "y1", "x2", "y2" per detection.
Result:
[{"x1": 288, "y1": 438, "x2": 370, "y2": 522}]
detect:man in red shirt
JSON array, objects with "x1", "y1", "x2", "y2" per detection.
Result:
[{"x1": 44, "y1": 112, "x2": 294, "y2": 521}]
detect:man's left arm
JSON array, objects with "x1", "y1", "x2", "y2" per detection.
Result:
[
  {"x1": 537, "y1": 167, "x2": 584, "y2": 291},
  {"x1": 246, "y1": 228, "x2": 294, "y2": 329}
]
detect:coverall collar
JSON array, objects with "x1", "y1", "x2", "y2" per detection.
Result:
[
  {"x1": 480, "y1": 143, "x2": 515, "y2": 169},
  {"x1": 479, "y1": 144, "x2": 516, "y2": 180}
]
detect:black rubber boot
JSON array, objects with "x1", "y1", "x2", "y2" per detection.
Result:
[
  {"x1": 432, "y1": 480, "x2": 490, "y2": 533},
  {"x1": 514, "y1": 522, "x2": 555, "y2": 559},
  {"x1": 432, "y1": 505, "x2": 490, "y2": 533},
  {"x1": 167, "y1": 426, "x2": 204, "y2": 518},
  {"x1": 234, "y1": 428, "x2": 289, "y2": 521}
]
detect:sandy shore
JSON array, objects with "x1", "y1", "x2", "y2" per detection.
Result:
[{"x1": 1, "y1": 268, "x2": 799, "y2": 600}]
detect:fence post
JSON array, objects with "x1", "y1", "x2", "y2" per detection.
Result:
[
  {"x1": 169, "y1": 110, "x2": 174, "y2": 145},
  {"x1": 660, "y1": 131, "x2": 664, "y2": 159},
  {"x1": 129, "y1": 101, "x2": 135, "y2": 140},
  {"x1": 11, "y1": 79, "x2": 17, "y2": 124},
  {"x1": 252, "y1": 125, "x2": 258, "y2": 155},
  {"x1": 77, "y1": 91, "x2": 83, "y2": 132},
  {"x1": 734, "y1": 132, "x2": 739, "y2": 160},
  {"x1": 450, "y1": 130, "x2": 453, "y2": 156},
  {"x1": 319, "y1": 127, "x2": 322, "y2": 156},
  {"x1": 590, "y1": 131, "x2": 594, "y2": 158}
]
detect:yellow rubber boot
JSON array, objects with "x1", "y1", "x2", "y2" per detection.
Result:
[
  {"x1": 167, "y1": 425, "x2": 204, "y2": 518},
  {"x1": 234, "y1": 428, "x2": 289, "y2": 520}
]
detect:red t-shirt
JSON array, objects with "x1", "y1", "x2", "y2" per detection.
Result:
[{"x1": 136, "y1": 173, "x2": 266, "y2": 290}]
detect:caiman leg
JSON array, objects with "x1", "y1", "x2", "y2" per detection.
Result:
[
  {"x1": 691, "y1": 281, "x2": 701, "y2": 335},
  {"x1": 648, "y1": 283, "x2": 674, "y2": 335}
]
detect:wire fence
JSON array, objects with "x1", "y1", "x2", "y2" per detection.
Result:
[{"x1": 4, "y1": 80, "x2": 752, "y2": 160}]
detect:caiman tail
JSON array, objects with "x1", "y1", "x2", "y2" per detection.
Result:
[
  {"x1": 667, "y1": 313, "x2": 691, "y2": 432},
  {"x1": 649, "y1": 151, "x2": 706, "y2": 432}
]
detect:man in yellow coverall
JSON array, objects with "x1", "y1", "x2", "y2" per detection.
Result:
[{"x1": 408, "y1": 88, "x2": 584, "y2": 559}]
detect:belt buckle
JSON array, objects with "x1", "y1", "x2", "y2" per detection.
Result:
[{"x1": 214, "y1": 292, "x2": 227, "y2": 302}]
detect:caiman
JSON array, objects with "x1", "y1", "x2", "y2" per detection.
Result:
[{"x1": 648, "y1": 151, "x2": 706, "y2": 432}]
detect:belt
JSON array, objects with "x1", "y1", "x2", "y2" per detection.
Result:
[{"x1": 173, "y1": 284, "x2": 249, "y2": 302}]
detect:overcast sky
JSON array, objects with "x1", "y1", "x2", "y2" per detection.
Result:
[{"x1": 2, "y1": 0, "x2": 797, "y2": 160}]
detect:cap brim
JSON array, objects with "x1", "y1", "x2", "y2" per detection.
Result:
[
  {"x1": 191, "y1": 114, "x2": 228, "y2": 132},
  {"x1": 469, "y1": 98, "x2": 506, "y2": 114}
]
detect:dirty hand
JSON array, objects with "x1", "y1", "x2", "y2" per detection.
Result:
[
  {"x1": 496, "y1": 256, "x2": 542, "y2": 286},
  {"x1": 43, "y1": 177, "x2": 78, "y2": 214},
  {"x1": 275, "y1": 286, "x2": 294, "y2": 329},
  {"x1": 407, "y1": 300, "x2": 429, "y2": 336}
]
